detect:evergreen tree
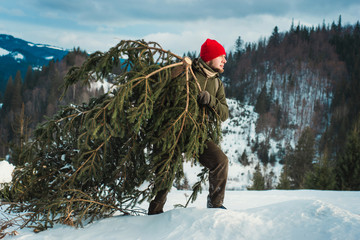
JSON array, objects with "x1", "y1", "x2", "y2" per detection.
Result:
[
  {"x1": 248, "y1": 164, "x2": 265, "y2": 190},
  {"x1": 264, "y1": 169, "x2": 275, "y2": 189},
  {"x1": 5, "y1": 40, "x2": 222, "y2": 230},
  {"x1": 277, "y1": 165, "x2": 291, "y2": 189},
  {"x1": 2, "y1": 76, "x2": 14, "y2": 113},
  {"x1": 254, "y1": 84, "x2": 270, "y2": 114},
  {"x1": 268, "y1": 26, "x2": 280, "y2": 47},
  {"x1": 8, "y1": 103, "x2": 32, "y2": 166},
  {"x1": 23, "y1": 66, "x2": 35, "y2": 90},
  {"x1": 288, "y1": 127, "x2": 315, "y2": 188},
  {"x1": 257, "y1": 140, "x2": 270, "y2": 165},
  {"x1": 11, "y1": 70, "x2": 23, "y2": 112},
  {"x1": 234, "y1": 36, "x2": 244, "y2": 59},
  {"x1": 304, "y1": 149, "x2": 336, "y2": 190},
  {"x1": 239, "y1": 149, "x2": 249, "y2": 166},
  {"x1": 336, "y1": 118, "x2": 360, "y2": 190}
]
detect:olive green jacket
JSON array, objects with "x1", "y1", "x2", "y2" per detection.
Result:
[{"x1": 192, "y1": 58, "x2": 229, "y2": 122}]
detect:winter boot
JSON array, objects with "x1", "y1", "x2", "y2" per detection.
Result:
[
  {"x1": 148, "y1": 189, "x2": 168, "y2": 215},
  {"x1": 207, "y1": 195, "x2": 227, "y2": 209}
]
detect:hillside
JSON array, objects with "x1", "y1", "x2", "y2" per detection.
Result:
[
  {"x1": 0, "y1": 48, "x2": 89, "y2": 157},
  {"x1": 0, "y1": 34, "x2": 69, "y2": 92},
  {"x1": 183, "y1": 99, "x2": 282, "y2": 190},
  {"x1": 222, "y1": 21, "x2": 360, "y2": 190}
]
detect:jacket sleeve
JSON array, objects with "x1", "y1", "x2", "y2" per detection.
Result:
[{"x1": 208, "y1": 79, "x2": 229, "y2": 122}]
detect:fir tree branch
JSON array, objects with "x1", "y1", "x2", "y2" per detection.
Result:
[
  {"x1": 61, "y1": 135, "x2": 112, "y2": 188},
  {"x1": 6, "y1": 39, "x2": 222, "y2": 230},
  {"x1": 122, "y1": 40, "x2": 183, "y2": 60}
]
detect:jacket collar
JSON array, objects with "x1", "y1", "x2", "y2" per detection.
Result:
[{"x1": 193, "y1": 58, "x2": 219, "y2": 78}]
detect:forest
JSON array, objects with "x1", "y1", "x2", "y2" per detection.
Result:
[
  {"x1": 221, "y1": 17, "x2": 360, "y2": 190},
  {"x1": 0, "y1": 49, "x2": 103, "y2": 156},
  {"x1": 1, "y1": 17, "x2": 360, "y2": 191}
]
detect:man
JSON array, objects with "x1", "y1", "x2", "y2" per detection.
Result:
[{"x1": 148, "y1": 38, "x2": 229, "y2": 215}]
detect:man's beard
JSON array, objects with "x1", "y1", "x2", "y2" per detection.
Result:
[
  {"x1": 212, "y1": 67, "x2": 224, "y2": 74},
  {"x1": 208, "y1": 63, "x2": 224, "y2": 74},
  {"x1": 217, "y1": 68, "x2": 224, "y2": 74}
]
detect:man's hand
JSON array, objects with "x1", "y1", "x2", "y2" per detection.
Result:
[{"x1": 197, "y1": 91, "x2": 211, "y2": 105}]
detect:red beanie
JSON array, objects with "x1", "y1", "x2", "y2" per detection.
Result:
[{"x1": 200, "y1": 39, "x2": 226, "y2": 62}]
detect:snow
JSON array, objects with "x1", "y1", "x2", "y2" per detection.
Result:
[
  {"x1": 203, "y1": 99, "x2": 283, "y2": 190},
  {"x1": 32, "y1": 66, "x2": 42, "y2": 71},
  {"x1": 28, "y1": 42, "x2": 65, "y2": 51},
  {"x1": 0, "y1": 160, "x2": 14, "y2": 185},
  {"x1": 2, "y1": 189, "x2": 360, "y2": 240},
  {"x1": 12, "y1": 52, "x2": 24, "y2": 61},
  {"x1": 89, "y1": 79, "x2": 114, "y2": 93},
  {"x1": 2, "y1": 50, "x2": 26, "y2": 62},
  {"x1": 37, "y1": 44, "x2": 65, "y2": 51},
  {"x1": 0, "y1": 47, "x2": 10, "y2": 56}
]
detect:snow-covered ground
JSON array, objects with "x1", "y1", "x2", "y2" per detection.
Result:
[
  {"x1": 1, "y1": 160, "x2": 360, "y2": 240},
  {"x1": 2, "y1": 189, "x2": 360, "y2": 240}
]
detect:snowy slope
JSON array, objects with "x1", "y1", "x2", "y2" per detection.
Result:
[
  {"x1": 183, "y1": 98, "x2": 283, "y2": 191},
  {"x1": 3, "y1": 190, "x2": 360, "y2": 240}
]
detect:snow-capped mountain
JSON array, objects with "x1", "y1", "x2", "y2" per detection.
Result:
[{"x1": 0, "y1": 34, "x2": 69, "y2": 91}]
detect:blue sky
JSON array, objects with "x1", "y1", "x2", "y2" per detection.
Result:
[{"x1": 1, "y1": 0, "x2": 359, "y2": 55}]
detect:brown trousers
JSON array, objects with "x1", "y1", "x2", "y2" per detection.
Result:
[{"x1": 148, "y1": 141, "x2": 228, "y2": 215}]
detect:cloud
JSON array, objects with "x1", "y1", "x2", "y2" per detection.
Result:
[
  {"x1": 26, "y1": 0, "x2": 360, "y2": 23},
  {"x1": 143, "y1": 14, "x2": 296, "y2": 55},
  {"x1": 0, "y1": 6, "x2": 25, "y2": 17},
  {"x1": 1, "y1": 0, "x2": 359, "y2": 55},
  {"x1": 6, "y1": 1, "x2": 360, "y2": 31}
]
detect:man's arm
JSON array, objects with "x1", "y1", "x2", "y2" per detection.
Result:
[{"x1": 208, "y1": 80, "x2": 229, "y2": 122}]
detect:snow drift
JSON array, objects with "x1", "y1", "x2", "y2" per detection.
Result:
[{"x1": 4, "y1": 190, "x2": 360, "y2": 240}]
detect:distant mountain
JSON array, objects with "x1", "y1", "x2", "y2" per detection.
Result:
[{"x1": 0, "y1": 34, "x2": 69, "y2": 93}]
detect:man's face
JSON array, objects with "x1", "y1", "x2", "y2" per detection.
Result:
[{"x1": 206, "y1": 55, "x2": 227, "y2": 73}]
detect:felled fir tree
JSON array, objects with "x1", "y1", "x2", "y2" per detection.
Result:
[{"x1": 5, "y1": 40, "x2": 221, "y2": 231}]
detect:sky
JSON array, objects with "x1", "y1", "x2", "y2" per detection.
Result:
[{"x1": 0, "y1": 0, "x2": 359, "y2": 55}]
